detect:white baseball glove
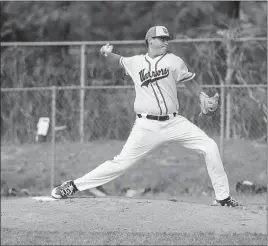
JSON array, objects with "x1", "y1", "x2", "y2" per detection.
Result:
[
  {"x1": 100, "y1": 43, "x2": 113, "y2": 57},
  {"x1": 199, "y1": 92, "x2": 219, "y2": 116}
]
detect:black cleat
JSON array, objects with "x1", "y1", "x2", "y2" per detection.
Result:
[
  {"x1": 214, "y1": 196, "x2": 242, "y2": 207},
  {"x1": 51, "y1": 180, "x2": 78, "y2": 199}
]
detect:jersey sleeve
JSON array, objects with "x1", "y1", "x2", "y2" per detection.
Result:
[
  {"x1": 174, "y1": 56, "x2": 195, "y2": 83},
  {"x1": 119, "y1": 56, "x2": 134, "y2": 76}
]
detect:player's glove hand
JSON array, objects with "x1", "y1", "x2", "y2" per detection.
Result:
[
  {"x1": 100, "y1": 43, "x2": 113, "y2": 57},
  {"x1": 199, "y1": 92, "x2": 219, "y2": 116}
]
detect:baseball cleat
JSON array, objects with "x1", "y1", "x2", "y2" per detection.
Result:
[
  {"x1": 51, "y1": 180, "x2": 78, "y2": 199},
  {"x1": 213, "y1": 196, "x2": 241, "y2": 207}
]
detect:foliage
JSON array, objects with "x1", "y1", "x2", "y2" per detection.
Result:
[{"x1": 1, "y1": 2, "x2": 267, "y2": 41}]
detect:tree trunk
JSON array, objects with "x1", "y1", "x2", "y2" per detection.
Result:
[{"x1": 218, "y1": 1, "x2": 240, "y2": 19}]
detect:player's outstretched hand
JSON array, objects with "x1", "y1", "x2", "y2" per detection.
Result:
[{"x1": 100, "y1": 43, "x2": 113, "y2": 57}]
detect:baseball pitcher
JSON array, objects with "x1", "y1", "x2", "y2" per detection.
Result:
[{"x1": 52, "y1": 26, "x2": 241, "y2": 207}]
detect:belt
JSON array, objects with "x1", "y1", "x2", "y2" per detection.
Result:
[{"x1": 137, "y1": 113, "x2": 177, "y2": 121}]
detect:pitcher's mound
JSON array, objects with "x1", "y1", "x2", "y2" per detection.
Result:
[{"x1": 2, "y1": 196, "x2": 266, "y2": 235}]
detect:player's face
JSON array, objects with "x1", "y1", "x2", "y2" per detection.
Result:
[{"x1": 150, "y1": 37, "x2": 169, "y2": 55}]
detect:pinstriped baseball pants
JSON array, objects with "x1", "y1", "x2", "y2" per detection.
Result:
[{"x1": 74, "y1": 115, "x2": 230, "y2": 200}]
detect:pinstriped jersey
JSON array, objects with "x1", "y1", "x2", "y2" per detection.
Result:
[{"x1": 120, "y1": 53, "x2": 195, "y2": 116}]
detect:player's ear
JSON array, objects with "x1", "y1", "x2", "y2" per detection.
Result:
[{"x1": 148, "y1": 37, "x2": 153, "y2": 46}]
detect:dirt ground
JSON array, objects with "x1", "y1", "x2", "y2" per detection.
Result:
[{"x1": 1, "y1": 196, "x2": 266, "y2": 236}]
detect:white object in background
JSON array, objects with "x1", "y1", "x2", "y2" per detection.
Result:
[
  {"x1": 37, "y1": 117, "x2": 50, "y2": 135},
  {"x1": 36, "y1": 117, "x2": 50, "y2": 142},
  {"x1": 242, "y1": 180, "x2": 254, "y2": 186}
]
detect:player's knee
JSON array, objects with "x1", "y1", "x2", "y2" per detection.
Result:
[
  {"x1": 205, "y1": 138, "x2": 219, "y2": 153},
  {"x1": 113, "y1": 155, "x2": 136, "y2": 169}
]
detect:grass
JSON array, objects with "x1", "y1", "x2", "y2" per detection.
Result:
[
  {"x1": 1, "y1": 137, "x2": 267, "y2": 199},
  {"x1": 1, "y1": 229, "x2": 267, "y2": 245}
]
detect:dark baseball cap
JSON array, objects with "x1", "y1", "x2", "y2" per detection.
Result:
[{"x1": 145, "y1": 26, "x2": 172, "y2": 40}]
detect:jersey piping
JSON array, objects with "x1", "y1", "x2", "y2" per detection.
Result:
[
  {"x1": 155, "y1": 53, "x2": 168, "y2": 114},
  {"x1": 179, "y1": 72, "x2": 196, "y2": 83},
  {"x1": 144, "y1": 56, "x2": 163, "y2": 115}
]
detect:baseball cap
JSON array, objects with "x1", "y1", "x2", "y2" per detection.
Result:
[{"x1": 145, "y1": 26, "x2": 172, "y2": 40}]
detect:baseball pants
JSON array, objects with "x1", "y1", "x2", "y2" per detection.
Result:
[{"x1": 74, "y1": 115, "x2": 229, "y2": 200}]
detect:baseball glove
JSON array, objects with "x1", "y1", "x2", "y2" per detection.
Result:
[{"x1": 199, "y1": 92, "x2": 219, "y2": 116}]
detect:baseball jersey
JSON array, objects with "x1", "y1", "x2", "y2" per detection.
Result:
[{"x1": 119, "y1": 53, "x2": 195, "y2": 115}]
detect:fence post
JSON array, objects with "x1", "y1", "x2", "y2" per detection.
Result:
[
  {"x1": 225, "y1": 39, "x2": 233, "y2": 140},
  {"x1": 80, "y1": 44, "x2": 86, "y2": 143},
  {"x1": 51, "y1": 86, "x2": 56, "y2": 191},
  {"x1": 220, "y1": 84, "x2": 225, "y2": 160}
]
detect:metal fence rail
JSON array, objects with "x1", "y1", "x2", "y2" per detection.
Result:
[{"x1": 1, "y1": 37, "x2": 267, "y2": 46}]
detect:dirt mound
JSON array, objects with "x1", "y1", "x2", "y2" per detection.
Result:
[{"x1": 1, "y1": 197, "x2": 266, "y2": 235}]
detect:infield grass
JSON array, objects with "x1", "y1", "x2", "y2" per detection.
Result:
[{"x1": 1, "y1": 137, "x2": 267, "y2": 199}]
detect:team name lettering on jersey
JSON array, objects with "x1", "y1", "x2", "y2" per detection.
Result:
[{"x1": 139, "y1": 68, "x2": 169, "y2": 87}]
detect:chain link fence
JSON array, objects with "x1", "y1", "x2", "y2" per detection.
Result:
[
  {"x1": 1, "y1": 39, "x2": 267, "y2": 190},
  {"x1": 1, "y1": 85, "x2": 267, "y2": 142}
]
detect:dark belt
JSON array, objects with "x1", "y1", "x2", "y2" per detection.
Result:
[{"x1": 137, "y1": 113, "x2": 176, "y2": 121}]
